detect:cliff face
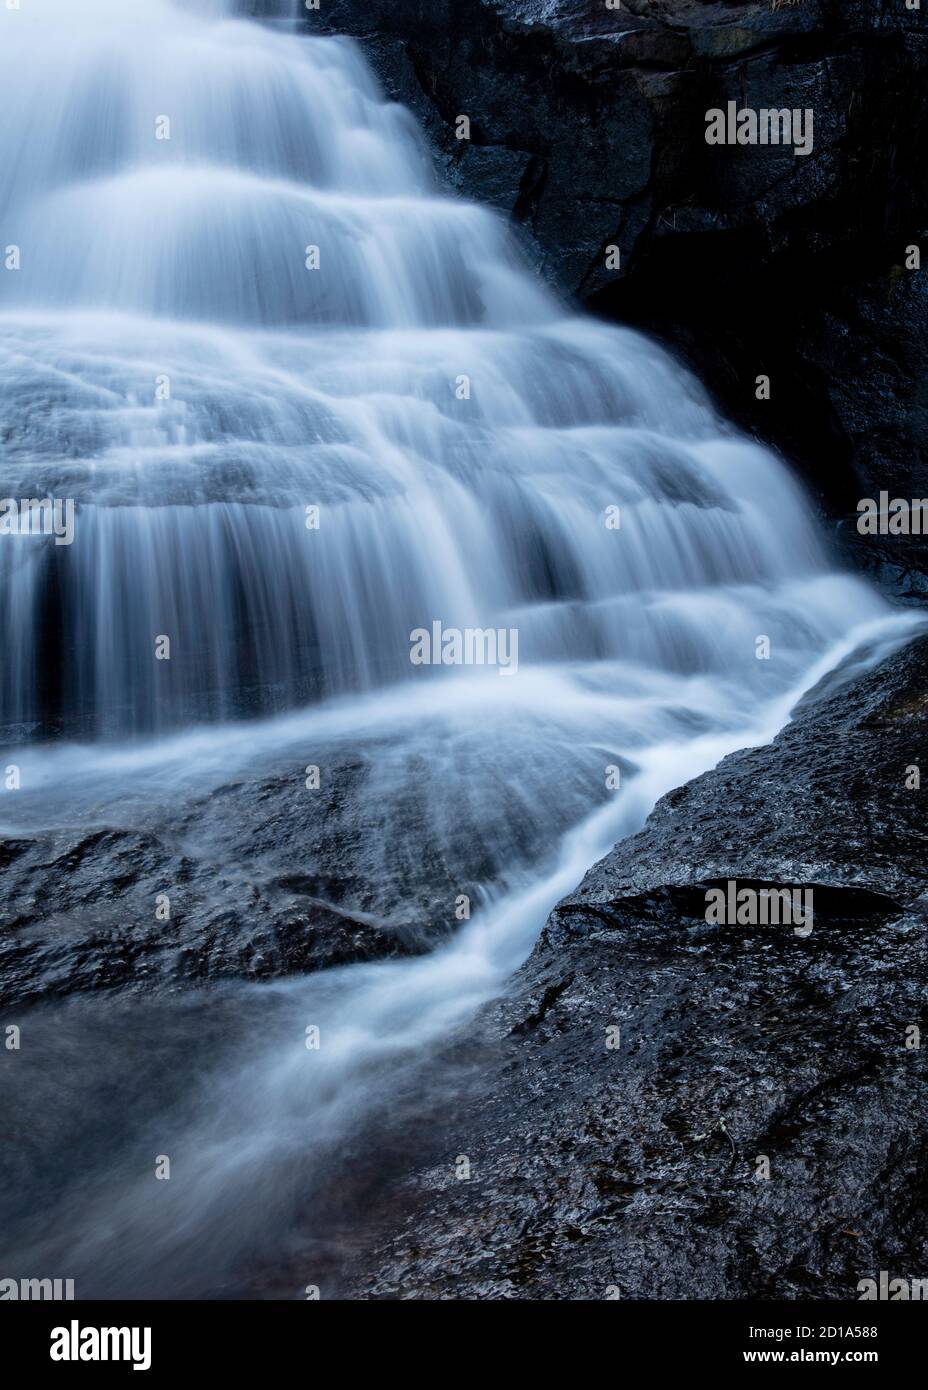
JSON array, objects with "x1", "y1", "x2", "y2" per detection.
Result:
[{"x1": 291, "y1": 0, "x2": 928, "y2": 596}]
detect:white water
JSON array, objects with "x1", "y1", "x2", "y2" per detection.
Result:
[{"x1": 0, "y1": 0, "x2": 913, "y2": 1294}]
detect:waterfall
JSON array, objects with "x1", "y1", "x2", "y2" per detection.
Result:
[
  {"x1": 0, "y1": 0, "x2": 910, "y2": 1295},
  {"x1": 0, "y1": 0, "x2": 887, "y2": 737}
]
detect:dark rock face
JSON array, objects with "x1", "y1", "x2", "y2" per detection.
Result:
[
  {"x1": 0, "y1": 721, "x2": 605, "y2": 1006},
  {"x1": 297, "y1": 0, "x2": 928, "y2": 595},
  {"x1": 337, "y1": 633, "x2": 928, "y2": 1298},
  {"x1": 0, "y1": 747, "x2": 460, "y2": 1007}
]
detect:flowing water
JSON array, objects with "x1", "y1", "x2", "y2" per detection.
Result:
[{"x1": 0, "y1": 0, "x2": 914, "y2": 1296}]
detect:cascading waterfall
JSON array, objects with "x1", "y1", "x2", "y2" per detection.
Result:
[
  {"x1": 0, "y1": 0, "x2": 913, "y2": 1295},
  {"x1": 0, "y1": 0, "x2": 888, "y2": 738}
]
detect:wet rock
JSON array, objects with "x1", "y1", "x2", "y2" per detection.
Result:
[
  {"x1": 0, "y1": 719, "x2": 607, "y2": 1006},
  {"x1": 0, "y1": 751, "x2": 440, "y2": 1007},
  {"x1": 0, "y1": 830, "x2": 415, "y2": 1010},
  {"x1": 337, "y1": 633, "x2": 928, "y2": 1298}
]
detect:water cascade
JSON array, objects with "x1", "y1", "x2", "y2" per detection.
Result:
[{"x1": 0, "y1": 0, "x2": 910, "y2": 1295}]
